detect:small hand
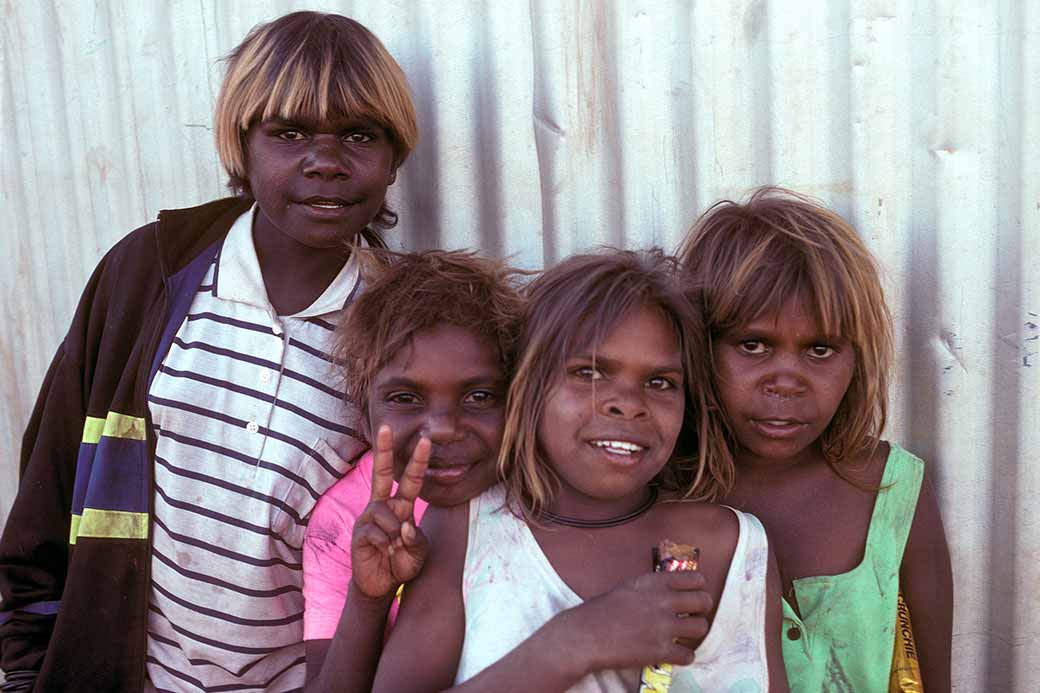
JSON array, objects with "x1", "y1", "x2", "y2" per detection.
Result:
[
  {"x1": 351, "y1": 425, "x2": 431, "y2": 599},
  {"x1": 557, "y1": 570, "x2": 713, "y2": 675}
]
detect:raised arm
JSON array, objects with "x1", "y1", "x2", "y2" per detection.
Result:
[
  {"x1": 372, "y1": 501, "x2": 469, "y2": 692},
  {"x1": 306, "y1": 426, "x2": 431, "y2": 693},
  {"x1": 900, "y1": 467, "x2": 953, "y2": 692}
]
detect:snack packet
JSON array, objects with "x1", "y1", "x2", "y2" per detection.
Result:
[
  {"x1": 890, "y1": 592, "x2": 924, "y2": 692},
  {"x1": 638, "y1": 540, "x2": 700, "y2": 692}
]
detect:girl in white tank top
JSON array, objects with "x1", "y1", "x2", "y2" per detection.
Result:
[{"x1": 372, "y1": 251, "x2": 789, "y2": 692}]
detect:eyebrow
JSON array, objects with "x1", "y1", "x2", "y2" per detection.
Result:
[
  {"x1": 374, "y1": 373, "x2": 506, "y2": 390},
  {"x1": 570, "y1": 352, "x2": 683, "y2": 375}
]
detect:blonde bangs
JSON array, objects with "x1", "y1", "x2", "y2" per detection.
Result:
[{"x1": 215, "y1": 12, "x2": 419, "y2": 188}]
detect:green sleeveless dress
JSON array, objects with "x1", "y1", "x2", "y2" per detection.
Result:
[{"x1": 781, "y1": 443, "x2": 924, "y2": 692}]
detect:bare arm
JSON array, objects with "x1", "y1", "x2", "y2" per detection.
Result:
[
  {"x1": 900, "y1": 468, "x2": 953, "y2": 692},
  {"x1": 374, "y1": 501, "x2": 716, "y2": 692},
  {"x1": 764, "y1": 546, "x2": 790, "y2": 692},
  {"x1": 372, "y1": 502, "x2": 469, "y2": 692},
  {"x1": 306, "y1": 428, "x2": 431, "y2": 693}
]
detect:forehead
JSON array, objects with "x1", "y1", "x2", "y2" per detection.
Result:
[
  {"x1": 738, "y1": 294, "x2": 836, "y2": 336},
  {"x1": 375, "y1": 325, "x2": 503, "y2": 383},
  {"x1": 577, "y1": 305, "x2": 682, "y2": 365}
]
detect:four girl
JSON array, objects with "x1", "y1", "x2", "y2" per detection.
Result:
[{"x1": 0, "y1": 6, "x2": 954, "y2": 691}]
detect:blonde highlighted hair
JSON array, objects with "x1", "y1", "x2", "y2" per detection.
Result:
[
  {"x1": 214, "y1": 11, "x2": 418, "y2": 229},
  {"x1": 499, "y1": 249, "x2": 732, "y2": 522},
  {"x1": 679, "y1": 186, "x2": 894, "y2": 470}
]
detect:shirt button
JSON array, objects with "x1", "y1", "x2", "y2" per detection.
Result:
[
  {"x1": 259, "y1": 370, "x2": 272, "y2": 383},
  {"x1": 272, "y1": 323, "x2": 283, "y2": 336},
  {"x1": 246, "y1": 420, "x2": 259, "y2": 434},
  {"x1": 787, "y1": 626, "x2": 802, "y2": 641}
]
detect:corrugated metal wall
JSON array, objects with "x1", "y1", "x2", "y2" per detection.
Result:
[{"x1": 2, "y1": 1, "x2": 1037, "y2": 688}]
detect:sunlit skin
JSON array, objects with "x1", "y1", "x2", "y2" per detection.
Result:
[
  {"x1": 715, "y1": 295, "x2": 952, "y2": 690},
  {"x1": 712, "y1": 293, "x2": 856, "y2": 472},
  {"x1": 244, "y1": 113, "x2": 397, "y2": 314},
  {"x1": 365, "y1": 325, "x2": 505, "y2": 508},
  {"x1": 365, "y1": 303, "x2": 790, "y2": 692},
  {"x1": 304, "y1": 326, "x2": 506, "y2": 690},
  {"x1": 536, "y1": 304, "x2": 686, "y2": 521}
]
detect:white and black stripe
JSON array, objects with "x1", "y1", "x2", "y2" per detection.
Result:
[{"x1": 146, "y1": 206, "x2": 367, "y2": 692}]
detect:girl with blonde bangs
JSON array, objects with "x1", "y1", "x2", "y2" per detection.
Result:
[
  {"x1": 0, "y1": 10, "x2": 421, "y2": 691},
  {"x1": 681, "y1": 186, "x2": 952, "y2": 692},
  {"x1": 372, "y1": 249, "x2": 788, "y2": 692}
]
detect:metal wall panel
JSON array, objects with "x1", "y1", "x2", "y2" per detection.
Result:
[{"x1": 1, "y1": 1, "x2": 1036, "y2": 688}]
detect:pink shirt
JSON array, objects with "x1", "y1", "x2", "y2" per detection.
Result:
[{"x1": 302, "y1": 451, "x2": 429, "y2": 640}]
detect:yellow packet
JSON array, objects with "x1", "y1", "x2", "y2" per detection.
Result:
[
  {"x1": 890, "y1": 592, "x2": 924, "y2": 692},
  {"x1": 638, "y1": 541, "x2": 700, "y2": 693}
]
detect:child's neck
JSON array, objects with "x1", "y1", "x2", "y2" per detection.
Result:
[
  {"x1": 254, "y1": 230, "x2": 351, "y2": 316},
  {"x1": 732, "y1": 441, "x2": 827, "y2": 480}
]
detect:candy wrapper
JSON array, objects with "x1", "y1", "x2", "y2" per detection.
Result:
[
  {"x1": 889, "y1": 592, "x2": 924, "y2": 692},
  {"x1": 638, "y1": 540, "x2": 700, "y2": 692}
]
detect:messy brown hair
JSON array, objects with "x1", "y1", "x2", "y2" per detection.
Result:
[
  {"x1": 334, "y1": 250, "x2": 525, "y2": 425},
  {"x1": 499, "y1": 249, "x2": 732, "y2": 522},
  {"x1": 679, "y1": 186, "x2": 893, "y2": 472},
  {"x1": 214, "y1": 11, "x2": 418, "y2": 232}
]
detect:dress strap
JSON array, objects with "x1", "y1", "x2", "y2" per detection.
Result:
[{"x1": 866, "y1": 443, "x2": 924, "y2": 579}]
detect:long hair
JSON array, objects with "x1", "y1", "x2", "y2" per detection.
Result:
[
  {"x1": 680, "y1": 186, "x2": 894, "y2": 473},
  {"x1": 499, "y1": 249, "x2": 732, "y2": 522},
  {"x1": 214, "y1": 11, "x2": 418, "y2": 232}
]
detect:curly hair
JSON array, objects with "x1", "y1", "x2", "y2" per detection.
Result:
[
  {"x1": 498, "y1": 248, "x2": 732, "y2": 522},
  {"x1": 679, "y1": 186, "x2": 894, "y2": 473},
  {"x1": 334, "y1": 250, "x2": 525, "y2": 427}
]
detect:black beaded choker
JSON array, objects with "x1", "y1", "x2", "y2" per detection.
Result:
[{"x1": 541, "y1": 486, "x2": 658, "y2": 529}]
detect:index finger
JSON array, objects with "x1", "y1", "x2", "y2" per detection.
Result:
[
  {"x1": 393, "y1": 437, "x2": 431, "y2": 512},
  {"x1": 370, "y1": 424, "x2": 396, "y2": 502}
]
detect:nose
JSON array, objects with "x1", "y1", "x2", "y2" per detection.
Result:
[
  {"x1": 760, "y1": 358, "x2": 808, "y2": 400},
  {"x1": 423, "y1": 408, "x2": 463, "y2": 444},
  {"x1": 302, "y1": 136, "x2": 350, "y2": 179},
  {"x1": 598, "y1": 381, "x2": 649, "y2": 420}
]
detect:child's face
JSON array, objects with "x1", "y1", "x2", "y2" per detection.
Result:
[
  {"x1": 366, "y1": 325, "x2": 505, "y2": 507},
  {"x1": 712, "y1": 294, "x2": 856, "y2": 466},
  {"x1": 245, "y1": 113, "x2": 396, "y2": 250},
  {"x1": 537, "y1": 304, "x2": 685, "y2": 512}
]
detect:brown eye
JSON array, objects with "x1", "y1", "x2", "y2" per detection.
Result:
[
  {"x1": 463, "y1": 390, "x2": 498, "y2": 408},
  {"x1": 738, "y1": 340, "x2": 767, "y2": 355},
  {"x1": 386, "y1": 392, "x2": 421, "y2": 406},
  {"x1": 808, "y1": 345, "x2": 837, "y2": 359}
]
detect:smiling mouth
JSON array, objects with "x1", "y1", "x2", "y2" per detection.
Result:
[
  {"x1": 589, "y1": 439, "x2": 647, "y2": 456},
  {"x1": 424, "y1": 462, "x2": 476, "y2": 483}
]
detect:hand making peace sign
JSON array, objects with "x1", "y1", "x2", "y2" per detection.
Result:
[{"x1": 350, "y1": 425, "x2": 431, "y2": 600}]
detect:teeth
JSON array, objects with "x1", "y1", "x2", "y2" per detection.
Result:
[
  {"x1": 310, "y1": 202, "x2": 343, "y2": 209},
  {"x1": 591, "y1": 440, "x2": 644, "y2": 454}
]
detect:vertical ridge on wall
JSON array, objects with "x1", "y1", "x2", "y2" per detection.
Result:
[{"x1": 1, "y1": 2, "x2": 1036, "y2": 689}]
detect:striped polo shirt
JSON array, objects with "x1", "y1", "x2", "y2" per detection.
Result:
[{"x1": 145, "y1": 206, "x2": 367, "y2": 692}]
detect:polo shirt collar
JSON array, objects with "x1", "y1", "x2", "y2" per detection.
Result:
[{"x1": 214, "y1": 204, "x2": 365, "y2": 318}]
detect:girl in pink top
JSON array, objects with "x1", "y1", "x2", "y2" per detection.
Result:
[{"x1": 302, "y1": 250, "x2": 524, "y2": 692}]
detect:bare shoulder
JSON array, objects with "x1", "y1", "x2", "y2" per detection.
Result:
[{"x1": 655, "y1": 499, "x2": 740, "y2": 567}]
